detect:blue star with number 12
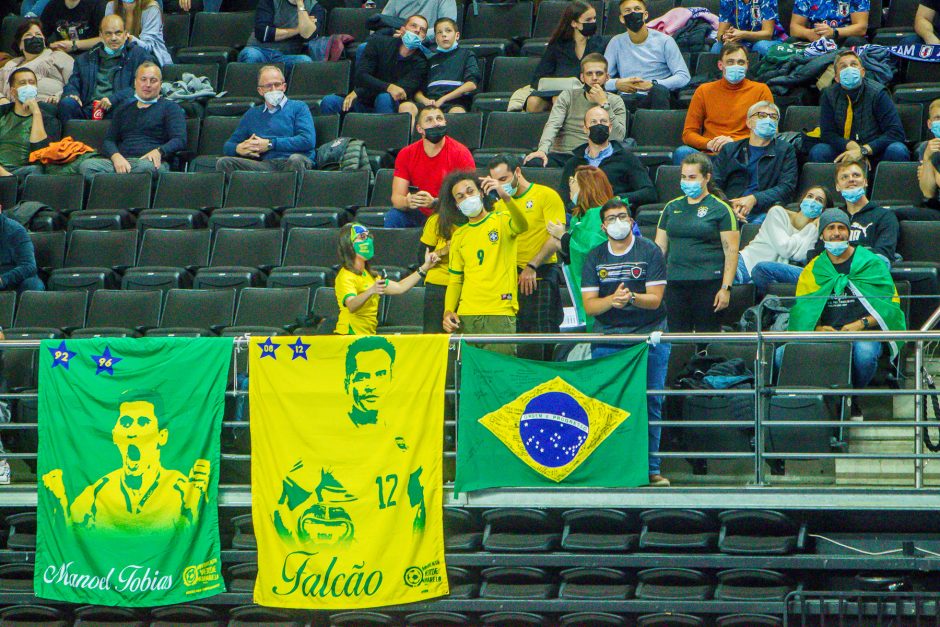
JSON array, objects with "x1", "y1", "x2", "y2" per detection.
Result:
[
  {"x1": 290, "y1": 337, "x2": 310, "y2": 361},
  {"x1": 49, "y1": 341, "x2": 76, "y2": 370},
  {"x1": 91, "y1": 346, "x2": 122, "y2": 376},
  {"x1": 259, "y1": 337, "x2": 280, "y2": 359}
]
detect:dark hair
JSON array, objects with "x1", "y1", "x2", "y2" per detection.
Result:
[
  {"x1": 345, "y1": 336, "x2": 396, "y2": 378},
  {"x1": 572, "y1": 165, "x2": 614, "y2": 217},
  {"x1": 549, "y1": 0, "x2": 595, "y2": 46},
  {"x1": 600, "y1": 197, "x2": 632, "y2": 219},
  {"x1": 618, "y1": 0, "x2": 647, "y2": 9},
  {"x1": 718, "y1": 42, "x2": 747, "y2": 61},
  {"x1": 681, "y1": 152, "x2": 729, "y2": 202},
  {"x1": 405, "y1": 13, "x2": 429, "y2": 30},
  {"x1": 437, "y1": 169, "x2": 479, "y2": 238},
  {"x1": 118, "y1": 389, "x2": 165, "y2": 424},
  {"x1": 487, "y1": 153, "x2": 523, "y2": 173},
  {"x1": 580, "y1": 52, "x2": 608, "y2": 71},
  {"x1": 7, "y1": 66, "x2": 37, "y2": 88},
  {"x1": 434, "y1": 16, "x2": 458, "y2": 32},
  {"x1": 337, "y1": 223, "x2": 378, "y2": 277},
  {"x1": 12, "y1": 18, "x2": 43, "y2": 57},
  {"x1": 417, "y1": 104, "x2": 443, "y2": 127},
  {"x1": 801, "y1": 185, "x2": 833, "y2": 208}
]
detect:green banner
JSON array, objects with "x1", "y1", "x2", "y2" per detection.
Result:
[
  {"x1": 34, "y1": 337, "x2": 232, "y2": 607},
  {"x1": 455, "y1": 343, "x2": 649, "y2": 492}
]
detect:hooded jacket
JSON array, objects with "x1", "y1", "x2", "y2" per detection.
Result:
[{"x1": 61, "y1": 41, "x2": 153, "y2": 110}]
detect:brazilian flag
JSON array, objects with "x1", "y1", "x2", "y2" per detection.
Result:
[{"x1": 455, "y1": 343, "x2": 649, "y2": 492}]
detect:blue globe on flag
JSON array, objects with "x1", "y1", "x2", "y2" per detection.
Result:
[{"x1": 519, "y1": 391, "x2": 590, "y2": 468}]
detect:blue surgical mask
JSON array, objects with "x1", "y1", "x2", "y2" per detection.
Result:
[
  {"x1": 840, "y1": 186, "x2": 865, "y2": 204},
  {"x1": 571, "y1": 192, "x2": 579, "y2": 205},
  {"x1": 800, "y1": 197, "x2": 824, "y2": 219},
  {"x1": 824, "y1": 240, "x2": 849, "y2": 256},
  {"x1": 437, "y1": 42, "x2": 458, "y2": 53},
  {"x1": 402, "y1": 30, "x2": 423, "y2": 50},
  {"x1": 680, "y1": 180, "x2": 703, "y2": 198},
  {"x1": 16, "y1": 84, "x2": 38, "y2": 104},
  {"x1": 839, "y1": 66, "x2": 862, "y2": 90},
  {"x1": 501, "y1": 179, "x2": 516, "y2": 197},
  {"x1": 754, "y1": 118, "x2": 777, "y2": 139},
  {"x1": 724, "y1": 65, "x2": 746, "y2": 84},
  {"x1": 931, "y1": 120, "x2": 940, "y2": 139},
  {"x1": 135, "y1": 94, "x2": 159, "y2": 104},
  {"x1": 102, "y1": 43, "x2": 124, "y2": 57}
]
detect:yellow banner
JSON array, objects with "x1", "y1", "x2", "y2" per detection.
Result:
[{"x1": 249, "y1": 335, "x2": 450, "y2": 609}]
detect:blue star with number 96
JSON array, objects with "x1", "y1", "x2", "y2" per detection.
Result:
[
  {"x1": 91, "y1": 346, "x2": 122, "y2": 376},
  {"x1": 49, "y1": 341, "x2": 77, "y2": 370}
]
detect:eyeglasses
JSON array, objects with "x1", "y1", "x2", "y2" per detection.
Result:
[
  {"x1": 603, "y1": 213, "x2": 631, "y2": 225},
  {"x1": 258, "y1": 81, "x2": 286, "y2": 90},
  {"x1": 751, "y1": 111, "x2": 780, "y2": 121}
]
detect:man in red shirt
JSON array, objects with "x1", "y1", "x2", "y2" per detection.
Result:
[{"x1": 387, "y1": 105, "x2": 475, "y2": 228}]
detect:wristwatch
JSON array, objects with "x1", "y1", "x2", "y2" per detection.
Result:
[
  {"x1": 723, "y1": 284, "x2": 733, "y2": 291},
  {"x1": 628, "y1": 292, "x2": 637, "y2": 307},
  {"x1": 862, "y1": 317, "x2": 871, "y2": 329},
  {"x1": 861, "y1": 145, "x2": 872, "y2": 157}
]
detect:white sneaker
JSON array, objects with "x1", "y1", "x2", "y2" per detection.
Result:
[{"x1": 0, "y1": 460, "x2": 10, "y2": 485}]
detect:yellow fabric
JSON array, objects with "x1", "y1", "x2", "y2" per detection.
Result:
[
  {"x1": 419, "y1": 213, "x2": 452, "y2": 287},
  {"x1": 334, "y1": 267, "x2": 379, "y2": 335},
  {"x1": 795, "y1": 256, "x2": 822, "y2": 297},
  {"x1": 493, "y1": 183, "x2": 565, "y2": 268},
  {"x1": 843, "y1": 99, "x2": 853, "y2": 140},
  {"x1": 449, "y1": 211, "x2": 520, "y2": 316},
  {"x1": 249, "y1": 335, "x2": 450, "y2": 609}
]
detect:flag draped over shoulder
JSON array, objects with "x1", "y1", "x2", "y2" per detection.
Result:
[
  {"x1": 455, "y1": 342, "x2": 649, "y2": 492},
  {"x1": 35, "y1": 337, "x2": 232, "y2": 607},
  {"x1": 789, "y1": 245, "x2": 906, "y2": 357},
  {"x1": 250, "y1": 335, "x2": 449, "y2": 610}
]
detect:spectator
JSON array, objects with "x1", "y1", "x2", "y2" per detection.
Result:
[
  {"x1": 0, "y1": 68, "x2": 51, "y2": 180},
  {"x1": 414, "y1": 18, "x2": 480, "y2": 113},
  {"x1": 320, "y1": 16, "x2": 429, "y2": 119},
  {"x1": 43, "y1": 0, "x2": 107, "y2": 53},
  {"x1": 381, "y1": 0, "x2": 457, "y2": 36},
  {"x1": 388, "y1": 105, "x2": 475, "y2": 228},
  {"x1": 104, "y1": 0, "x2": 172, "y2": 66},
  {"x1": 524, "y1": 0, "x2": 605, "y2": 113},
  {"x1": 784, "y1": 208, "x2": 906, "y2": 393},
  {"x1": 440, "y1": 170, "x2": 529, "y2": 354},
  {"x1": 238, "y1": 0, "x2": 326, "y2": 69},
  {"x1": 676, "y1": 43, "x2": 773, "y2": 165},
  {"x1": 0, "y1": 203, "x2": 45, "y2": 294},
  {"x1": 0, "y1": 20, "x2": 74, "y2": 105},
  {"x1": 525, "y1": 53, "x2": 627, "y2": 167},
  {"x1": 790, "y1": 0, "x2": 869, "y2": 45},
  {"x1": 712, "y1": 100, "x2": 798, "y2": 225},
  {"x1": 655, "y1": 153, "x2": 739, "y2": 332},
  {"x1": 560, "y1": 104, "x2": 656, "y2": 211},
  {"x1": 420, "y1": 201, "x2": 465, "y2": 333},
  {"x1": 79, "y1": 61, "x2": 185, "y2": 179},
  {"x1": 910, "y1": 0, "x2": 940, "y2": 44},
  {"x1": 713, "y1": 0, "x2": 782, "y2": 56},
  {"x1": 810, "y1": 51, "x2": 909, "y2": 166},
  {"x1": 488, "y1": 154, "x2": 565, "y2": 360},
  {"x1": 743, "y1": 186, "x2": 830, "y2": 289},
  {"x1": 916, "y1": 99, "x2": 940, "y2": 211},
  {"x1": 58, "y1": 15, "x2": 152, "y2": 123},
  {"x1": 582, "y1": 199, "x2": 670, "y2": 487},
  {"x1": 604, "y1": 0, "x2": 691, "y2": 110},
  {"x1": 335, "y1": 223, "x2": 438, "y2": 335},
  {"x1": 215, "y1": 66, "x2": 316, "y2": 174}
]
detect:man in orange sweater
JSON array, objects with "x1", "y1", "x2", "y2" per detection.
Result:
[{"x1": 673, "y1": 43, "x2": 773, "y2": 165}]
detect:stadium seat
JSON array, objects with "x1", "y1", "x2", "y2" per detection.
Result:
[
  {"x1": 479, "y1": 567, "x2": 556, "y2": 600},
  {"x1": 9, "y1": 290, "x2": 87, "y2": 336},
  {"x1": 898, "y1": 221, "x2": 940, "y2": 264},
  {"x1": 150, "y1": 605, "x2": 222, "y2": 627},
  {"x1": 714, "y1": 569, "x2": 794, "y2": 601},
  {"x1": 224, "y1": 170, "x2": 298, "y2": 209},
  {"x1": 223, "y1": 287, "x2": 310, "y2": 335},
  {"x1": 297, "y1": 169, "x2": 371, "y2": 208},
  {"x1": 206, "y1": 62, "x2": 279, "y2": 117},
  {"x1": 893, "y1": 83, "x2": 940, "y2": 111},
  {"x1": 85, "y1": 172, "x2": 152, "y2": 211},
  {"x1": 67, "y1": 208, "x2": 132, "y2": 231},
  {"x1": 73, "y1": 605, "x2": 146, "y2": 627},
  {"x1": 175, "y1": 11, "x2": 255, "y2": 66},
  {"x1": 226, "y1": 562, "x2": 257, "y2": 594},
  {"x1": 630, "y1": 109, "x2": 686, "y2": 170},
  {"x1": 561, "y1": 508, "x2": 638, "y2": 551},
  {"x1": 639, "y1": 509, "x2": 718, "y2": 551},
  {"x1": 0, "y1": 14, "x2": 26, "y2": 55},
  {"x1": 482, "y1": 508, "x2": 561, "y2": 552},
  {"x1": 268, "y1": 227, "x2": 338, "y2": 292},
  {"x1": 148, "y1": 288, "x2": 235, "y2": 336},
  {"x1": 871, "y1": 161, "x2": 922, "y2": 205},
  {"x1": 636, "y1": 613, "x2": 705, "y2": 627},
  {"x1": 370, "y1": 228, "x2": 422, "y2": 271},
  {"x1": 780, "y1": 106, "x2": 820, "y2": 133},
  {"x1": 227, "y1": 604, "x2": 306, "y2": 627},
  {"x1": 22, "y1": 174, "x2": 84, "y2": 213},
  {"x1": 446, "y1": 566, "x2": 479, "y2": 600},
  {"x1": 123, "y1": 228, "x2": 211, "y2": 291},
  {"x1": 140, "y1": 171, "x2": 224, "y2": 230},
  {"x1": 404, "y1": 611, "x2": 471, "y2": 625},
  {"x1": 0, "y1": 173, "x2": 16, "y2": 210},
  {"x1": 715, "y1": 614, "x2": 783, "y2": 626},
  {"x1": 558, "y1": 567, "x2": 634, "y2": 600},
  {"x1": 194, "y1": 228, "x2": 283, "y2": 290},
  {"x1": 280, "y1": 207, "x2": 347, "y2": 229},
  {"x1": 163, "y1": 12, "x2": 191, "y2": 53},
  {"x1": 341, "y1": 112, "x2": 412, "y2": 154},
  {"x1": 329, "y1": 612, "x2": 398, "y2": 625},
  {"x1": 0, "y1": 604, "x2": 68, "y2": 626},
  {"x1": 72, "y1": 289, "x2": 163, "y2": 338},
  {"x1": 463, "y1": 2, "x2": 534, "y2": 41},
  {"x1": 30, "y1": 231, "x2": 67, "y2": 275},
  {"x1": 4, "y1": 512, "x2": 35, "y2": 550},
  {"x1": 797, "y1": 163, "x2": 838, "y2": 196},
  {"x1": 230, "y1": 513, "x2": 255, "y2": 549},
  {"x1": 636, "y1": 165, "x2": 680, "y2": 225},
  {"x1": 740, "y1": 222, "x2": 761, "y2": 248},
  {"x1": 443, "y1": 507, "x2": 482, "y2": 551},
  {"x1": 63, "y1": 119, "x2": 110, "y2": 153},
  {"x1": 896, "y1": 102, "x2": 924, "y2": 145},
  {"x1": 0, "y1": 291, "x2": 14, "y2": 329},
  {"x1": 191, "y1": 116, "x2": 243, "y2": 172},
  {"x1": 369, "y1": 169, "x2": 395, "y2": 207},
  {"x1": 288, "y1": 61, "x2": 352, "y2": 99},
  {"x1": 48, "y1": 229, "x2": 138, "y2": 293},
  {"x1": 560, "y1": 612, "x2": 630, "y2": 626},
  {"x1": 718, "y1": 510, "x2": 807, "y2": 555},
  {"x1": 522, "y1": 166, "x2": 564, "y2": 190},
  {"x1": 313, "y1": 114, "x2": 341, "y2": 145},
  {"x1": 902, "y1": 59, "x2": 940, "y2": 84},
  {"x1": 481, "y1": 112, "x2": 549, "y2": 153},
  {"x1": 380, "y1": 286, "x2": 424, "y2": 334},
  {"x1": 446, "y1": 112, "x2": 484, "y2": 151},
  {"x1": 635, "y1": 568, "x2": 711, "y2": 601},
  {"x1": 311, "y1": 286, "x2": 340, "y2": 326},
  {"x1": 472, "y1": 56, "x2": 541, "y2": 112},
  {"x1": 162, "y1": 63, "x2": 220, "y2": 91},
  {"x1": 326, "y1": 7, "x2": 380, "y2": 42}
]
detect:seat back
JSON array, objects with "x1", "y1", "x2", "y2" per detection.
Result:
[
  {"x1": 780, "y1": 106, "x2": 820, "y2": 133},
  {"x1": 482, "y1": 56, "x2": 541, "y2": 93},
  {"x1": 198, "y1": 116, "x2": 243, "y2": 155},
  {"x1": 898, "y1": 221, "x2": 940, "y2": 264},
  {"x1": 188, "y1": 11, "x2": 254, "y2": 48},
  {"x1": 298, "y1": 170, "x2": 370, "y2": 208},
  {"x1": 154, "y1": 172, "x2": 225, "y2": 209},
  {"x1": 653, "y1": 165, "x2": 682, "y2": 203},
  {"x1": 13, "y1": 291, "x2": 87, "y2": 329},
  {"x1": 871, "y1": 161, "x2": 921, "y2": 203},
  {"x1": 65, "y1": 230, "x2": 138, "y2": 268},
  {"x1": 138, "y1": 228, "x2": 212, "y2": 267},
  {"x1": 797, "y1": 163, "x2": 838, "y2": 196},
  {"x1": 630, "y1": 110, "x2": 686, "y2": 148},
  {"x1": 30, "y1": 231, "x2": 67, "y2": 270},
  {"x1": 482, "y1": 112, "x2": 549, "y2": 150},
  {"x1": 370, "y1": 168, "x2": 396, "y2": 206},
  {"x1": 341, "y1": 113, "x2": 412, "y2": 153},
  {"x1": 288, "y1": 61, "x2": 352, "y2": 96},
  {"x1": 447, "y1": 112, "x2": 484, "y2": 151},
  {"x1": 64, "y1": 119, "x2": 110, "y2": 153},
  {"x1": 282, "y1": 227, "x2": 339, "y2": 267},
  {"x1": 222, "y1": 62, "x2": 282, "y2": 98},
  {"x1": 209, "y1": 228, "x2": 283, "y2": 267},
  {"x1": 224, "y1": 171, "x2": 298, "y2": 208},
  {"x1": 85, "y1": 289, "x2": 162, "y2": 328},
  {"x1": 463, "y1": 2, "x2": 534, "y2": 39},
  {"x1": 370, "y1": 228, "x2": 422, "y2": 269},
  {"x1": 233, "y1": 287, "x2": 310, "y2": 327},
  {"x1": 326, "y1": 7, "x2": 380, "y2": 41},
  {"x1": 22, "y1": 175, "x2": 84, "y2": 212},
  {"x1": 160, "y1": 288, "x2": 236, "y2": 329},
  {"x1": 313, "y1": 114, "x2": 341, "y2": 146},
  {"x1": 86, "y1": 173, "x2": 152, "y2": 211}
]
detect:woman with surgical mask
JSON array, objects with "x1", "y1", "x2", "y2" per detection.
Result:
[
  {"x1": 739, "y1": 186, "x2": 832, "y2": 288},
  {"x1": 655, "y1": 152, "x2": 740, "y2": 332},
  {"x1": 104, "y1": 0, "x2": 172, "y2": 66},
  {"x1": 438, "y1": 171, "x2": 529, "y2": 353},
  {"x1": 334, "y1": 223, "x2": 439, "y2": 335},
  {"x1": 0, "y1": 20, "x2": 73, "y2": 105}
]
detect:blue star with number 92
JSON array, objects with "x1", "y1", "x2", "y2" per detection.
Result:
[
  {"x1": 91, "y1": 346, "x2": 122, "y2": 376},
  {"x1": 259, "y1": 337, "x2": 280, "y2": 359},
  {"x1": 49, "y1": 341, "x2": 77, "y2": 370}
]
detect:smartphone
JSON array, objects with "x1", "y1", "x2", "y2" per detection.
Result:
[{"x1": 408, "y1": 185, "x2": 420, "y2": 194}]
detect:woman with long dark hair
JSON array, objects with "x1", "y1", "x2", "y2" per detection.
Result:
[
  {"x1": 104, "y1": 0, "x2": 172, "y2": 66},
  {"x1": 335, "y1": 223, "x2": 438, "y2": 335},
  {"x1": 419, "y1": 196, "x2": 467, "y2": 333},
  {"x1": 0, "y1": 20, "x2": 73, "y2": 104},
  {"x1": 524, "y1": 0, "x2": 604, "y2": 112}
]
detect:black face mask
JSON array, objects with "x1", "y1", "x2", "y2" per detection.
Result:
[
  {"x1": 423, "y1": 125, "x2": 447, "y2": 144},
  {"x1": 579, "y1": 21, "x2": 597, "y2": 37},
  {"x1": 23, "y1": 36, "x2": 45, "y2": 54},
  {"x1": 588, "y1": 123, "x2": 610, "y2": 144},
  {"x1": 623, "y1": 12, "x2": 645, "y2": 33}
]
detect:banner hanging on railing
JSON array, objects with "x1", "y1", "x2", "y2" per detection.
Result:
[
  {"x1": 249, "y1": 335, "x2": 450, "y2": 610},
  {"x1": 34, "y1": 337, "x2": 232, "y2": 607},
  {"x1": 455, "y1": 342, "x2": 649, "y2": 492}
]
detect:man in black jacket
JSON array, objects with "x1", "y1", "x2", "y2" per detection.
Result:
[
  {"x1": 713, "y1": 100, "x2": 798, "y2": 225},
  {"x1": 559, "y1": 105, "x2": 656, "y2": 212},
  {"x1": 319, "y1": 15, "x2": 429, "y2": 119}
]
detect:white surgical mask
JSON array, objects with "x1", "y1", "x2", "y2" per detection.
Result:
[
  {"x1": 458, "y1": 195, "x2": 483, "y2": 217},
  {"x1": 606, "y1": 220, "x2": 631, "y2": 241},
  {"x1": 264, "y1": 90, "x2": 285, "y2": 108}
]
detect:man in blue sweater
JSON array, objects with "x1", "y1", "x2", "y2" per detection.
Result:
[
  {"x1": 216, "y1": 66, "x2": 316, "y2": 173},
  {"x1": 0, "y1": 205, "x2": 44, "y2": 294},
  {"x1": 79, "y1": 62, "x2": 187, "y2": 180}
]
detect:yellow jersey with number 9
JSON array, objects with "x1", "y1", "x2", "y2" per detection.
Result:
[{"x1": 448, "y1": 211, "x2": 519, "y2": 316}]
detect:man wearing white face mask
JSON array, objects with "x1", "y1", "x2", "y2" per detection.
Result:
[
  {"x1": 216, "y1": 65, "x2": 316, "y2": 174},
  {"x1": 79, "y1": 62, "x2": 186, "y2": 180},
  {"x1": 0, "y1": 68, "x2": 51, "y2": 180},
  {"x1": 713, "y1": 101, "x2": 797, "y2": 224}
]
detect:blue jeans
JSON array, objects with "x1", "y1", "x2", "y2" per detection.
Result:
[
  {"x1": 58, "y1": 97, "x2": 101, "y2": 124},
  {"x1": 710, "y1": 38, "x2": 776, "y2": 56},
  {"x1": 21, "y1": 0, "x2": 50, "y2": 16},
  {"x1": 6, "y1": 275, "x2": 45, "y2": 294},
  {"x1": 237, "y1": 44, "x2": 315, "y2": 69},
  {"x1": 747, "y1": 210, "x2": 767, "y2": 225},
  {"x1": 319, "y1": 92, "x2": 397, "y2": 115},
  {"x1": 775, "y1": 340, "x2": 882, "y2": 388},
  {"x1": 735, "y1": 254, "x2": 751, "y2": 284},
  {"x1": 808, "y1": 141, "x2": 910, "y2": 163},
  {"x1": 383, "y1": 208, "x2": 427, "y2": 228},
  {"x1": 751, "y1": 261, "x2": 803, "y2": 295},
  {"x1": 591, "y1": 341, "x2": 671, "y2": 476},
  {"x1": 672, "y1": 145, "x2": 700, "y2": 165}
]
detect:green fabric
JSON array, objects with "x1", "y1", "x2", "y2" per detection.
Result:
[
  {"x1": 35, "y1": 337, "x2": 232, "y2": 606},
  {"x1": 789, "y1": 245, "x2": 906, "y2": 357},
  {"x1": 41, "y1": 152, "x2": 99, "y2": 175},
  {"x1": 454, "y1": 342, "x2": 649, "y2": 493},
  {"x1": 0, "y1": 110, "x2": 32, "y2": 168},
  {"x1": 92, "y1": 53, "x2": 118, "y2": 101},
  {"x1": 565, "y1": 206, "x2": 606, "y2": 331}
]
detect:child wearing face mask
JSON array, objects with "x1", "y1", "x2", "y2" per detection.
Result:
[{"x1": 414, "y1": 18, "x2": 481, "y2": 113}]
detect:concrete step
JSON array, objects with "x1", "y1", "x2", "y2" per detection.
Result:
[{"x1": 835, "y1": 457, "x2": 940, "y2": 486}]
